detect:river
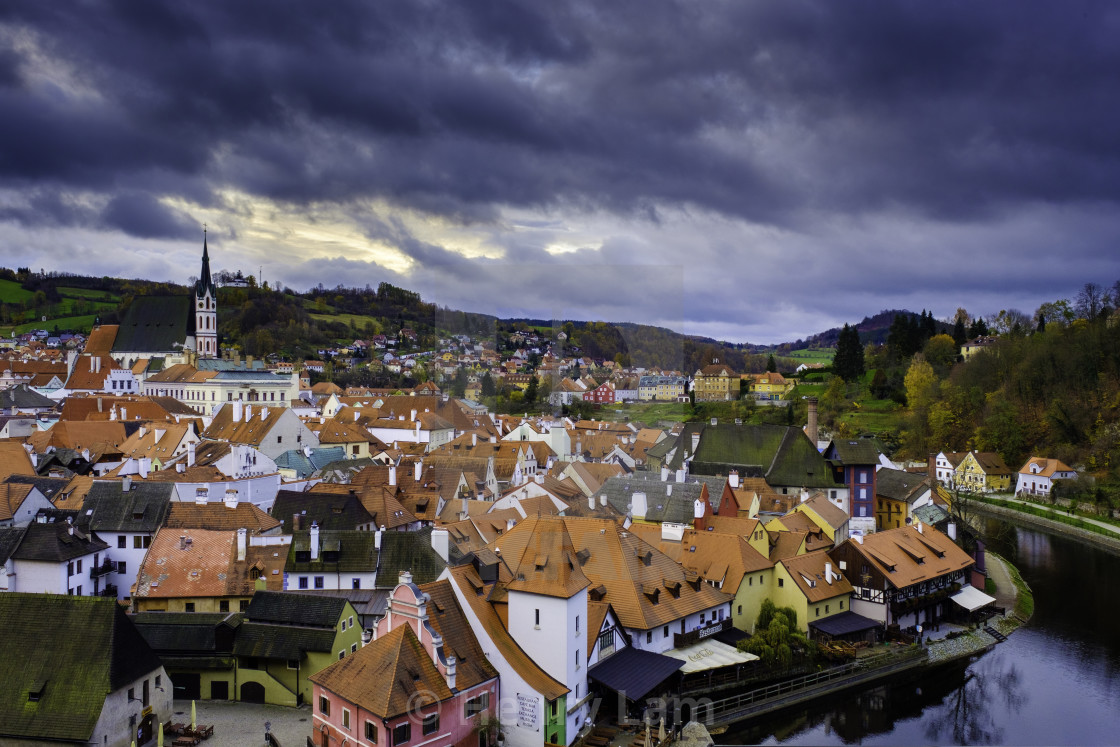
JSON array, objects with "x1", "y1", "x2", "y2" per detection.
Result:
[{"x1": 721, "y1": 520, "x2": 1120, "y2": 745}]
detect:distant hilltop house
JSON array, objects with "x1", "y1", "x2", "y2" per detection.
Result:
[{"x1": 960, "y1": 335, "x2": 999, "y2": 361}]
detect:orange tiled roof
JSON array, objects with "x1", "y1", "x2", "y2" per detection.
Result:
[
  {"x1": 447, "y1": 564, "x2": 568, "y2": 700},
  {"x1": 0, "y1": 442, "x2": 36, "y2": 480},
  {"x1": 779, "y1": 550, "x2": 854, "y2": 603},
  {"x1": 841, "y1": 524, "x2": 974, "y2": 590},
  {"x1": 311, "y1": 616, "x2": 449, "y2": 719}
]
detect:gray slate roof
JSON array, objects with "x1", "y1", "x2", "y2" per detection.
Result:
[
  {"x1": 79, "y1": 480, "x2": 174, "y2": 533},
  {"x1": 0, "y1": 384, "x2": 57, "y2": 410},
  {"x1": 874, "y1": 468, "x2": 929, "y2": 503},
  {"x1": 273, "y1": 490, "x2": 375, "y2": 531},
  {"x1": 592, "y1": 472, "x2": 723, "y2": 524},
  {"x1": 12, "y1": 520, "x2": 109, "y2": 562},
  {"x1": 245, "y1": 590, "x2": 350, "y2": 627},
  {"x1": 274, "y1": 446, "x2": 348, "y2": 479}
]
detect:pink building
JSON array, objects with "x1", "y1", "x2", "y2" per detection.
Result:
[{"x1": 310, "y1": 573, "x2": 500, "y2": 747}]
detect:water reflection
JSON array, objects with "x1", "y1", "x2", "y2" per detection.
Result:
[
  {"x1": 921, "y1": 659, "x2": 1024, "y2": 745},
  {"x1": 722, "y1": 521, "x2": 1120, "y2": 746}
]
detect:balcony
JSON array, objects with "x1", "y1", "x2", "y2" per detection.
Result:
[
  {"x1": 98, "y1": 584, "x2": 119, "y2": 598},
  {"x1": 90, "y1": 558, "x2": 116, "y2": 579}
]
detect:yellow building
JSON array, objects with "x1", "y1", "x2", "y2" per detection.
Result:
[
  {"x1": 955, "y1": 451, "x2": 1013, "y2": 493},
  {"x1": 693, "y1": 360, "x2": 737, "y2": 402},
  {"x1": 772, "y1": 552, "x2": 854, "y2": 634},
  {"x1": 745, "y1": 372, "x2": 794, "y2": 401}
]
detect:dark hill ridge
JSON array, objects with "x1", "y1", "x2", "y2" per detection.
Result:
[{"x1": 2, "y1": 265, "x2": 929, "y2": 363}]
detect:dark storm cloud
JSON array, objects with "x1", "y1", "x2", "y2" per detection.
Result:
[
  {"x1": 101, "y1": 192, "x2": 196, "y2": 239},
  {"x1": 4, "y1": 1, "x2": 1120, "y2": 342},
  {"x1": 8, "y1": 0, "x2": 1118, "y2": 227}
]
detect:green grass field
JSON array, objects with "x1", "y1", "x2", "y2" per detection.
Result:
[
  {"x1": 309, "y1": 312, "x2": 382, "y2": 334},
  {"x1": 57, "y1": 286, "x2": 120, "y2": 301},
  {"x1": 837, "y1": 398, "x2": 905, "y2": 434},
  {"x1": 0, "y1": 278, "x2": 34, "y2": 304},
  {"x1": 3, "y1": 314, "x2": 100, "y2": 336},
  {"x1": 786, "y1": 348, "x2": 834, "y2": 364}
]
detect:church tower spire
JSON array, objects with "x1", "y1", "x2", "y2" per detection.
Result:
[{"x1": 194, "y1": 228, "x2": 218, "y2": 359}]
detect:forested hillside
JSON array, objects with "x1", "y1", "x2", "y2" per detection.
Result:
[{"x1": 898, "y1": 315, "x2": 1120, "y2": 496}]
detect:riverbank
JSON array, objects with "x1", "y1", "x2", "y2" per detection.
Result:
[
  {"x1": 969, "y1": 499, "x2": 1120, "y2": 557},
  {"x1": 923, "y1": 552, "x2": 1032, "y2": 666}
]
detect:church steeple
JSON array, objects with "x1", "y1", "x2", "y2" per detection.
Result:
[
  {"x1": 193, "y1": 229, "x2": 218, "y2": 359},
  {"x1": 196, "y1": 228, "x2": 217, "y2": 299}
]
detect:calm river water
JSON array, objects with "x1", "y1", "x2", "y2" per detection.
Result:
[{"x1": 722, "y1": 521, "x2": 1120, "y2": 745}]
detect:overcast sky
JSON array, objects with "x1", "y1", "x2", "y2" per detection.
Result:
[{"x1": 2, "y1": 1, "x2": 1119, "y2": 344}]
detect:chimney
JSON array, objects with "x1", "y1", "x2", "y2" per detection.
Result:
[
  {"x1": 232, "y1": 400, "x2": 243, "y2": 422},
  {"x1": 667, "y1": 484, "x2": 672, "y2": 496},
  {"x1": 187, "y1": 441, "x2": 196, "y2": 467},
  {"x1": 916, "y1": 520, "x2": 923, "y2": 534},
  {"x1": 138, "y1": 457, "x2": 151, "y2": 479},
  {"x1": 445, "y1": 655, "x2": 457, "y2": 690},
  {"x1": 375, "y1": 525, "x2": 384, "y2": 550},
  {"x1": 729, "y1": 469, "x2": 739, "y2": 489},
  {"x1": 589, "y1": 493, "x2": 595, "y2": 511},
  {"x1": 309, "y1": 522, "x2": 320, "y2": 561},
  {"x1": 225, "y1": 488, "x2": 238, "y2": 508},
  {"x1": 399, "y1": 570, "x2": 413, "y2": 586},
  {"x1": 807, "y1": 397, "x2": 819, "y2": 447},
  {"x1": 631, "y1": 491, "x2": 647, "y2": 520},
  {"x1": 414, "y1": 459, "x2": 423, "y2": 482},
  {"x1": 245, "y1": 405, "x2": 252, "y2": 422},
  {"x1": 825, "y1": 562, "x2": 833, "y2": 584},
  {"x1": 139, "y1": 425, "x2": 148, "y2": 439},
  {"x1": 948, "y1": 522, "x2": 957, "y2": 541},
  {"x1": 661, "y1": 466, "x2": 670, "y2": 482},
  {"x1": 180, "y1": 535, "x2": 187, "y2": 550},
  {"x1": 293, "y1": 513, "x2": 302, "y2": 532},
  {"x1": 693, "y1": 496, "x2": 708, "y2": 531},
  {"x1": 801, "y1": 488, "x2": 809, "y2": 503},
  {"x1": 675, "y1": 467, "x2": 687, "y2": 483},
  {"x1": 431, "y1": 528, "x2": 449, "y2": 562},
  {"x1": 237, "y1": 528, "x2": 247, "y2": 561},
  {"x1": 97, "y1": 396, "x2": 103, "y2": 413},
  {"x1": 388, "y1": 465, "x2": 397, "y2": 486},
  {"x1": 854, "y1": 533, "x2": 864, "y2": 544},
  {"x1": 691, "y1": 432, "x2": 701, "y2": 454},
  {"x1": 472, "y1": 433, "x2": 477, "y2": 447},
  {"x1": 120, "y1": 406, "x2": 127, "y2": 421},
  {"x1": 411, "y1": 409, "x2": 417, "y2": 422},
  {"x1": 261, "y1": 407, "x2": 268, "y2": 420}
]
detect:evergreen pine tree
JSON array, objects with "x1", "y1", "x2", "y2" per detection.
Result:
[{"x1": 833, "y1": 324, "x2": 865, "y2": 382}]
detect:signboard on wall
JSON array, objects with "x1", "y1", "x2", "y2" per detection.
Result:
[{"x1": 517, "y1": 693, "x2": 540, "y2": 731}]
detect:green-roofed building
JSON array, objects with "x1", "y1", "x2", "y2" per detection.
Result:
[
  {"x1": 130, "y1": 611, "x2": 241, "y2": 701},
  {"x1": 667, "y1": 422, "x2": 844, "y2": 498},
  {"x1": 233, "y1": 590, "x2": 363, "y2": 706},
  {"x1": 0, "y1": 593, "x2": 169, "y2": 746}
]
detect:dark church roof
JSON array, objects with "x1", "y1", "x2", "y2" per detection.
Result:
[{"x1": 112, "y1": 295, "x2": 194, "y2": 353}]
